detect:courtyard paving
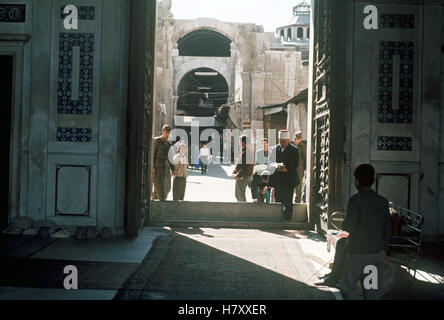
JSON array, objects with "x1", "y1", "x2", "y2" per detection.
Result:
[
  {"x1": 166, "y1": 164, "x2": 255, "y2": 202},
  {"x1": 1, "y1": 165, "x2": 443, "y2": 300}
]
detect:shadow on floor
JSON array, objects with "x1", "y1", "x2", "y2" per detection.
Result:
[
  {"x1": 382, "y1": 261, "x2": 444, "y2": 300},
  {"x1": 114, "y1": 230, "x2": 336, "y2": 300},
  {"x1": 260, "y1": 229, "x2": 325, "y2": 242},
  {"x1": 0, "y1": 258, "x2": 139, "y2": 290}
]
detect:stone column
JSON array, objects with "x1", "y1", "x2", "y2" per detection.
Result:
[
  {"x1": 420, "y1": 1, "x2": 442, "y2": 237},
  {"x1": 250, "y1": 71, "x2": 265, "y2": 130},
  {"x1": 28, "y1": 0, "x2": 52, "y2": 221},
  {"x1": 241, "y1": 72, "x2": 252, "y2": 129}
]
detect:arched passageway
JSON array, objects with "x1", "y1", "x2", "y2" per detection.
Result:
[
  {"x1": 178, "y1": 29, "x2": 232, "y2": 57},
  {"x1": 177, "y1": 67, "x2": 229, "y2": 117}
]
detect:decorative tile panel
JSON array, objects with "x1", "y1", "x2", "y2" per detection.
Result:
[
  {"x1": 377, "y1": 136, "x2": 412, "y2": 151},
  {"x1": 60, "y1": 5, "x2": 95, "y2": 20},
  {"x1": 0, "y1": 4, "x2": 25, "y2": 23},
  {"x1": 57, "y1": 128, "x2": 92, "y2": 142},
  {"x1": 380, "y1": 14, "x2": 415, "y2": 29},
  {"x1": 379, "y1": 41, "x2": 414, "y2": 123},
  {"x1": 57, "y1": 32, "x2": 94, "y2": 115}
]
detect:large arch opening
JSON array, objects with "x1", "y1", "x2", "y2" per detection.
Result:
[
  {"x1": 177, "y1": 67, "x2": 229, "y2": 117},
  {"x1": 178, "y1": 29, "x2": 232, "y2": 57},
  {"x1": 144, "y1": 1, "x2": 311, "y2": 226}
]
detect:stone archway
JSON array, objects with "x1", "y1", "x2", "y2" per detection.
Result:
[
  {"x1": 176, "y1": 67, "x2": 230, "y2": 117},
  {"x1": 172, "y1": 18, "x2": 261, "y2": 71},
  {"x1": 173, "y1": 59, "x2": 234, "y2": 97}
]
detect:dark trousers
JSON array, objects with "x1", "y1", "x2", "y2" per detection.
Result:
[
  {"x1": 200, "y1": 156, "x2": 208, "y2": 174},
  {"x1": 250, "y1": 175, "x2": 268, "y2": 203},
  {"x1": 250, "y1": 175, "x2": 261, "y2": 200},
  {"x1": 275, "y1": 184, "x2": 295, "y2": 220},
  {"x1": 340, "y1": 251, "x2": 385, "y2": 300},
  {"x1": 153, "y1": 171, "x2": 166, "y2": 200},
  {"x1": 329, "y1": 237, "x2": 349, "y2": 283}
]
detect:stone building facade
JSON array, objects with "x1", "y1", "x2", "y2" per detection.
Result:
[{"x1": 153, "y1": 0, "x2": 309, "y2": 136}]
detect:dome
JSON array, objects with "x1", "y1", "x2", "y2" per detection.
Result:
[
  {"x1": 293, "y1": 0, "x2": 311, "y2": 16},
  {"x1": 277, "y1": 0, "x2": 311, "y2": 30},
  {"x1": 285, "y1": 14, "x2": 310, "y2": 27}
]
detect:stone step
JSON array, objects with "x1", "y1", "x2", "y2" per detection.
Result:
[
  {"x1": 149, "y1": 201, "x2": 309, "y2": 229},
  {"x1": 149, "y1": 219, "x2": 310, "y2": 229}
]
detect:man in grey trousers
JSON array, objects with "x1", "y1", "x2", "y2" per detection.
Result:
[
  {"x1": 233, "y1": 135, "x2": 254, "y2": 202},
  {"x1": 340, "y1": 164, "x2": 392, "y2": 300}
]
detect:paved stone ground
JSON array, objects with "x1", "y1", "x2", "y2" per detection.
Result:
[
  {"x1": 166, "y1": 164, "x2": 254, "y2": 202},
  {"x1": 0, "y1": 258, "x2": 138, "y2": 290},
  {"x1": 382, "y1": 242, "x2": 444, "y2": 300},
  {"x1": 0, "y1": 229, "x2": 164, "y2": 300},
  {"x1": 114, "y1": 228, "x2": 337, "y2": 300},
  {"x1": 1, "y1": 228, "x2": 443, "y2": 300}
]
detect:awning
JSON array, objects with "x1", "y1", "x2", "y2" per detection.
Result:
[
  {"x1": 264, "y1": 106, "x2": 284, "y2": 116},
  {"x1": 174, "y1": 115, "x2": 216, "y2": 127},
  {"x1": 258, "y1": 88, "x2": 308, "y2": 112}
]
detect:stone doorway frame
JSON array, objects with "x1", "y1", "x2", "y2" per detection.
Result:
[
  {"x1": 124, "y1": 0, "x2": 157, "y2": 237},
  {"x1": 127, "y1": 0, "x2": 324, "y2": 237},
  {"x1": 0, "y1": 36, "x2": 29, "y2": 226}
]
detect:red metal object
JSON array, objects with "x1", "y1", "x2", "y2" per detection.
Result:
[
  {"x1": 327, "y1": 229, "x2": 349, "y2": 252},
  {"x1": 391, "y1": 210, "x2": 401, "y2": 244}
]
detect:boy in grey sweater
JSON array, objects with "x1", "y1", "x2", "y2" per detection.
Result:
[{"x1": 340, "y1": 164, "x2": 392, "y2": 300}]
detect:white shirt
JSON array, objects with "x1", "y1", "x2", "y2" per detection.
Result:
[{"x1": 200, "y1": 147, "x2": 210, "y2": 157}]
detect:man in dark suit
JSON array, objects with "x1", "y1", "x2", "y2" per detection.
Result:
[{"x1": 270, "y1": 130, "x2": 300, "y2": 221}]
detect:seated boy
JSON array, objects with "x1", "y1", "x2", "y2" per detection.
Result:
[{"x1": 339, "y1": 164, "x2": 392, "y2": 300}]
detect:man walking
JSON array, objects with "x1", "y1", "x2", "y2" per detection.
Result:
[
  {"x1": 293, "y1": 131, "x2": 306, "y2": 203},
  {"x1": 270, "y1": 130, "x2": 299, "y2": 221},
  {"x1": 199, "y1": 143, "x2": 210, "y2": 175},
  {"x1": 340, "y1": 164, "x2": 392, "y2": 300},
  {"x1": 256, "y1": 138, "x2": 270, "y2": 165},
  {"x1": 233, "y1": 135, "x2": 254, "y2": 202},
  {"x1": 251, "y1": 138, "x2": 271, "y2": 202},
  {"x1": 152, "y1": 125, "x2": 174, "y2": 200}
]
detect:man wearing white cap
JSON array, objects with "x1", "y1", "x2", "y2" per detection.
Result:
[{"x1": 269, "y1": 130, "x2": 300, "y2": 221}]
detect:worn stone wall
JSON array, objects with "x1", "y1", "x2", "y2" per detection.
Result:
[
  {"x1": 154, "y1": 1, "x2": 309, "y2": 133},
  {"x1": 264, "y1": 50, "x2": 307, "y2": 104},
  {"x1": 154, "y1": 0, "x2": 175, "y2": 134}
]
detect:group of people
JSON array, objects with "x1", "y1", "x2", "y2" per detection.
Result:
[
  {"x1": 153, "y1": 125, "x2": 214, "y2": 201},
  {"x1": 152, "y1": 125, "x2": 307, "y2": 215},
  {"x1": 233, "y1": 129, "x2": 307, "y2": 221},
  {"x1": 153, "y1": 125, "x2": 393, "y2": 299},
  {"x1": 152, "y1": 125, "x2": 187, "y2": 201}
]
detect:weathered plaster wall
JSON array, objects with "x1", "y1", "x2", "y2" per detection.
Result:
[
  {"x1": 264, "y1": 50, "x2": 307, "y2": 104},
  {"x1": 154, "y1": 1, "x2": 309, "y2": 132}
]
